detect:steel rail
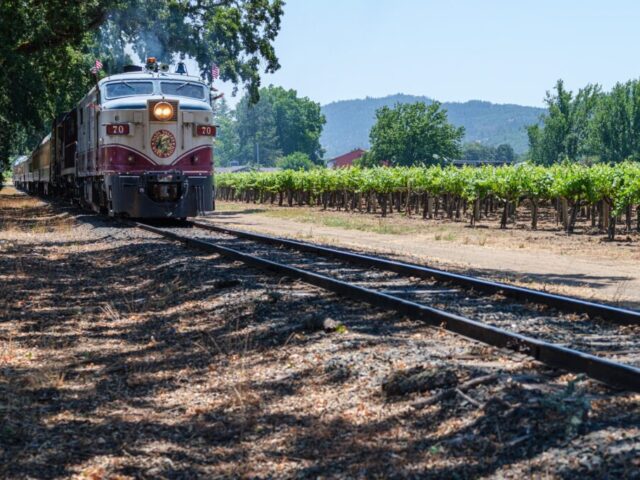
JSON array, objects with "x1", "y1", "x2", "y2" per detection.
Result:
[
  {"x1": 190, "y1": 220, "x2": 640, "y2": 325},
  {"x1": 138, "y1": 222, "x2": 640, "y2": 392}
]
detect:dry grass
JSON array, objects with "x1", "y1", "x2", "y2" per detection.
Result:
[
  {"x1": 0, "y1": 190, "x2": 75, "y2": 234},
  {"x1": 262, "y1": 208, "x2": 422, "y2": 235},
  {"x1": 215, "y1": 200, "x2": 640, "y2": 261}
]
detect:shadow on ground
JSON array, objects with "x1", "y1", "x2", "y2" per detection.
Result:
[{"x1": 1, "y1": 196, "x2": 638, "y2": 478}]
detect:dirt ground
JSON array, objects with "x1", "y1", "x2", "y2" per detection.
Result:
[
  {"x1": 1, "y1": 188, "x2": 640, "y2": 479},
  {"x1": 208, "y1": 201, "x2": 640, "y2": 310}
]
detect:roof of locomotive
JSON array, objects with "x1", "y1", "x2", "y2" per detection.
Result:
[{"x1": 98, "y1": 71, "x2": 207, "y2": 86}]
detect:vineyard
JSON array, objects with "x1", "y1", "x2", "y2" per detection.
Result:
[{"x1": 215, "y1": 163, "x2": 640, "y2": 239}]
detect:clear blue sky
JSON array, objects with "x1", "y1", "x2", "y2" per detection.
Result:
[{"x1": 222, "y1": 0, "x2": 640, "y2": 107}]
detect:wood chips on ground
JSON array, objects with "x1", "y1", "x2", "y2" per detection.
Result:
[{"x1": 1, "y1": 188, "x2": 639, "y2": 479}]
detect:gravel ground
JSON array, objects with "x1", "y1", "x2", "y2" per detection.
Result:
[
  {"x1": 1, "y1": 188, "x2": 639, "y2": 479},
  {"x1": 161, "y1": 224, "x2": 640, "y2": 368}
]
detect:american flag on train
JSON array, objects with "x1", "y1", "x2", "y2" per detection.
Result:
[
  {"x1": 90, "y1": 59, "x2": 103, "y2": 74},
  {"x1": 211, "y1": 63, "x2": 220, "y2": 80}
]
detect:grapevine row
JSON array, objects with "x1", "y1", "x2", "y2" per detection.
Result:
[{"x1": 215, "y1": 163, "x2": 640, "y2": 239}]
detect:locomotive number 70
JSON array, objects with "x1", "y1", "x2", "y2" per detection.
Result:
[
  {"x1": 106, "y1": 124, "x2": 130, "y2": 135},
  {"x1": 196, "y1": 125, "x2": 217, "y2": 136}
]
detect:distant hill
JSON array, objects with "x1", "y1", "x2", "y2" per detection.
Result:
[{"x1": 320, "y1": 94, "x2": 546, "y2": 158}]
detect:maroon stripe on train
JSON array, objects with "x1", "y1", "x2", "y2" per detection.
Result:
[{"x1": 99, "y1": 145, "x2": 213, "y2": 174}]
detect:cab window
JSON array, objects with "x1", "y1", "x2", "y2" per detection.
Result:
[
  {"x1": 105, "y1": 81, "x2": 154, "y2": 99},
  {"x1": 160, "y1": 82, "x2": 205, "y2": 99}
]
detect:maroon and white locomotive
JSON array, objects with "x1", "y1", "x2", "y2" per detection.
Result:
[{"x1": 13, "y1": 59, "x2": 215, "y2": 218}]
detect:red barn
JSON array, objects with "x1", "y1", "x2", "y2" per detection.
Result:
[{"x1": 326, "y1": 148, "x2": 366, "y2": 169}]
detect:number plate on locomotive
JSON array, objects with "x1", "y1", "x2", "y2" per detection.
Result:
[
  {"x1": 106, "y1": 124, "x2": 130, "y2": 135},
  {"x1": 196, "y1": 125, "x2": 217, "y2": 136}
]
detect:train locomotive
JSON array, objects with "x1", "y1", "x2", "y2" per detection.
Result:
[{"x1": 13, "y1": 58, "x2": 216, "y2": 218}]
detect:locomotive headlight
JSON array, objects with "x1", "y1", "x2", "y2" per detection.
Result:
[{"x1": 153, "y1": 101, "x2": 174, "y2": 121}]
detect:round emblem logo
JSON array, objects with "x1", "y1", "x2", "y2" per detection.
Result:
[{"x1": 150, "y1": 129, "x2": 177, "y2": 158}]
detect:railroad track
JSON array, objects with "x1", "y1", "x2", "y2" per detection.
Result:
[{"x1": 137, "y1": 219, "x2": 640, "y2": 392}]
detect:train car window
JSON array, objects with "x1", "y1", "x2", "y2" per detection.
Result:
[
  {"x1": 106, "y1": 81, "x2": 154, "y2": 99},
  {"x1": 160, "y1": 82, "x2": 205, "y2": 99}
]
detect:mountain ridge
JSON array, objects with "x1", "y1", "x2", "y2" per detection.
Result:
[{"x1": 320, "y1": 93, "x2": 546, "y2": 158}]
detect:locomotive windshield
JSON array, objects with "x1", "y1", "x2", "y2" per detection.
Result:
[
  {"x1": 106, "y1": 81, "x2": 154, "y2": 98},
  {"x1": 160, "y1": 82, "x2": 205, "y2": 99},
  {"x1": 103, "y1": 80, "x2": 208, "y2": 101}
]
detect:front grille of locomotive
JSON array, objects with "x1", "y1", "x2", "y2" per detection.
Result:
[
  {"x1": 145, "y1": 173, "x2": 185, "y2": 202},
  {"x1": 149, "y1": 182, "x2": 181, "y2": 202}
]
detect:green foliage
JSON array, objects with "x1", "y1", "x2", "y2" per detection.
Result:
[
  {"x1": 528, "y1": 80, "x2": 601, "y2": 165},
  {"x1": 0, "y1": 0, "x2": 284, "y2": 172},
  {"x1": 213, "y1": 99, "x2": 241, "y2": 167},
  {"x1": 462, "y1": 143, "x2": 495, "y2": 162},
  {"x1": 216, "y1": 162, "x2": 640, "y2": 219},
  {"x1": 590, "y1": 80, "x2": 640, "y2": 163},
  {"x1": 495, "y1": 144, "x2": 516, "y2": 163},
  {"x1": 462, "y1": 142, "x2": 516, "y2": 163},
  {"x1": 97, "y1": 0, "x2": 284, "y2": 101},
  {"x1": 235, "y1": 89, "x2": 282, "y2": 166},
  {"x1": 234, "y1": 86, "x2": 326, "y2": 166},
  {"x1": 276, "y1": 152, "x2": 317, "y2": 171},
  {"x1": 526, "y1": 79, "x2": 640, "y2": 165},
  {"x1": 368, "y1": 102, "x2": 465, "y2": 167},
  {"x1": 321, "y1": 94, "x2": 545, "y2": 159}
]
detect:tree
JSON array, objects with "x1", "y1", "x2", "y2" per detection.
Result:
[
  {"x1": 0, "y1": 0, "x2": 284, "y2": 182},
  {"x1": 266, "y1": 87, "x2": 325, "y2": 162},
  {"x1": 213, "y1": 98, "x2": 241, "y2": 167},
  {"x1": 495, "y1": 144, "x2": 515, "y2": 163},
  {"x1": 462, "y1": 143, "x2": 495, "y2": 162},
  {"x1": 368, "y1": 102, "x2": 464, "y2": 167},
  {"x1": 276, "y1": 152, "x2": 317, "y2": 171},
  {"x1": 528, "y1": 80, "x2": 600, "y2": 165},
  {"x1": 461, "y1": 143, "x2": 515, "y2": 163},
  {"x1": 234, "y1": 86, "x2": 326, "y2": 166},
  {"x1": 590, "y1": 80, "x2": 640, "y2": 163},
  {"x1": 235, "y1": 92, "x2": 282, "y2": 166}
]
